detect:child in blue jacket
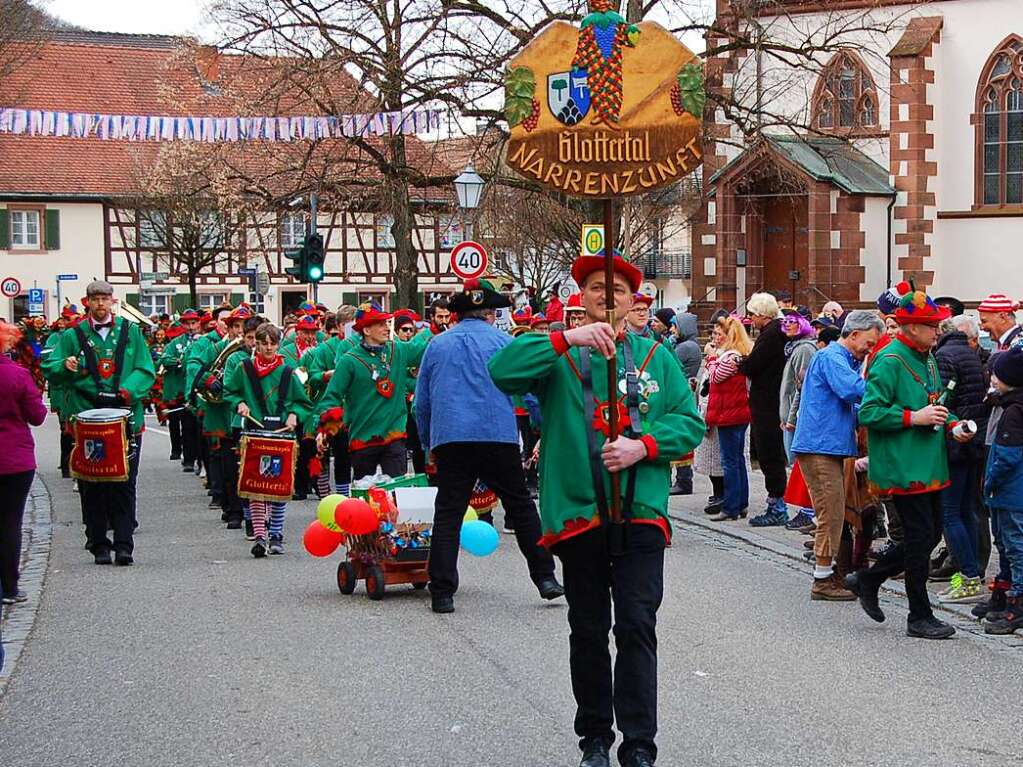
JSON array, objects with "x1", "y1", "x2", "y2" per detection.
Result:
[{"x1": 983, "y1": 347, "x2": 1023, "y2": 634}]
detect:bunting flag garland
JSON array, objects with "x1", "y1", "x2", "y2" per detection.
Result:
[{"x1": 0, "y1": 107, "x2": 443, "y2": 142}]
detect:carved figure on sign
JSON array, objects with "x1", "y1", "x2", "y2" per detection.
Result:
[{"x1": 571, "y1": 0, "x2": 640, "y2": 128}]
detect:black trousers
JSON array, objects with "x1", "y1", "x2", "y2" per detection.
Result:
[
  {"x1": 219, "y1": 436, "x2": 242, "y2": 523},
  {"x1": 862, "y1": 491, "x2": 942, "y2": 622},
  {"x1": 181, "y1": 410, "x2": 200, "y2": 465},
  {"x1": 82, "y1": 435, "x2": 142, "y2": 557},
  {"x1": 59, "y1": 429, "x2": 74, "y2": 476},
  {"x1": 428, "y1": 442, "x2": 555, "y2": 599},
  {"x1": 331, "y1": 430, "x2": 351, "y2": 488},
  {"x1": 204, "y1": 435, "x2": 223, "y2": 499},
  {"x1": 0, "y1": 470, "x2": 34, "y2": 597},
  {"x1": 350, "y1": 440, "x2": 407, "y2": 481},
  {"x1": 406, "y1": 413, "x2": 426, "y2": 475},
  {"x1": 555, "y1": 525, "x2": 665, "y2": 762},
  {"x1": 296, "y1": 437, "x2": 316, "y2": 496},
  {"x1": 750, "y1": 409, "x2": 788, "y2": 498},
  {"x1": 168, "y1": 409, "x2": 183, "y2": 457}
]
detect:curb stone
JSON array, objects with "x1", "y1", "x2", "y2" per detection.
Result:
[{"x1": 0, "y1": 477, "x2": 53, "y2": 693}]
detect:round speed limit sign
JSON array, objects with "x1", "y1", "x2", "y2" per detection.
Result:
[
  {"x1": 1, "y1": 277, "x2": 22, "y2": 298},
  {"x1": 449, "y1": 241, "x2": 489, "y2": 280}
]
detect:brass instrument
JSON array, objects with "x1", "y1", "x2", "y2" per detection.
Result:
[{"x1": 196, "y1": 337, "x2": 245, "y2": 406}]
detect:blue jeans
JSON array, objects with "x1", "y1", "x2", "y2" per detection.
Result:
[
  {"x1": 991, "y1": 507, "x2": 1023, "y2": 596},
  {"x1": 941, "y1": 461, "x2": 981, "y2": 578},
  {"x1": 718, "y1": 425, "x2": 749, "y2": 518}
]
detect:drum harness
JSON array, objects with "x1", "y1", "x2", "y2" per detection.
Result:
[
  {"x1": 73, "y1": 321, "x2": 137, "y2": 454},
  {"x1": 578, "y1": 340, "x2": 641, "y2": 553},
  {"x1": 241, "y1": 359, "x2": 294, "y2": 432}
]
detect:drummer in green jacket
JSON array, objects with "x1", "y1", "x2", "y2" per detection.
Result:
[
  {"x1": 315, "y1": 302, "x2": 431, "y2": 481},
  {"x1": 157, "y1": 322, "x2": 190, "y2": 461},
  {"x1": 488, "y1": 254, "x2": 705, "y2": 767},
  {"x1": 224, "y1": 323, "x2": 312, "y2": 557},
  {"x1": 42, "y1": 327, "x2": 74, "y2": 478},
  {"x1": 283, "y1": 314, "x2": 325, "y2": 499},
  {"x1": 41, "y1": 280, "x2": 156, "y2": 566}
]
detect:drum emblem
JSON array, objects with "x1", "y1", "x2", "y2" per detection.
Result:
[
  {"x1": 84, "y1": 439, "x2": 106, "y2": 462},
  {"x1": 259, "y1": 455, "x2": 283, "y2": 478}
]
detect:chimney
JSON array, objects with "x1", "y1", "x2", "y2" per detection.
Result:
[{"x1": 196, "y1": 45, "x2": 221, "y2": 84}]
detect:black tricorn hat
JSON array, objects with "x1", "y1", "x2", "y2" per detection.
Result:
[{"x1": 448, "y1": 278, "x2": 512, "y2": 313}]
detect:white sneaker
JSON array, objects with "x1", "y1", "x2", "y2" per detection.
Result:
[
  {"x1": 199, "y1": 466, "x2": 207, "y2": 479},
  {"x1": 938, "y1": 575, "x2": 985, "y2": 603}
]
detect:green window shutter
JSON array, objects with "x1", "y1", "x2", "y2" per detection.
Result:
[
  {"x1": 229, "y1": 292, "x2": 244, "y2": 306},
  {"x1": 45, "y1": 209, "x2": 61, "y2": 250},
  {"x1": 126, "y1": 293, "x2": 140, "y2": 308},
  {"x1": 0, "y1": 209, "x2": 9, "y2": 249},
  {"x1": 342, "y1": 291, "x2": 358, "y2": 307}
]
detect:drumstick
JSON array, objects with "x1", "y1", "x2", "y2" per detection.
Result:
[{"x1": 242, "y1": 412, "x2": 265, "y2": 429}]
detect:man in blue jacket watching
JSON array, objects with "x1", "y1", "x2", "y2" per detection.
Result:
[
  {"x1": 791, "y1": 309, "x2": 884, "y2": 601},
  {"x1": 415, "y1": 278, "x2": 563, "y2": 614}
]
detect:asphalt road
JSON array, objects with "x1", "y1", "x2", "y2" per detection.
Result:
[{"x1": 1, "y1": 418, "x2": 1021, "y2": 767}]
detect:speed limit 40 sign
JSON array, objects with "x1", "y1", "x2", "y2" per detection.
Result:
[
  {"x1": 449, "y1": 241, "x2": 489, "y2": 280},
  {"x1": 1, "y1": 277, "x2": 22, "y2": 298}
]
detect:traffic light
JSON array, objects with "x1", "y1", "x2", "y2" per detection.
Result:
[
  {"x1": 284, "y1": 245, "x2": 305, "y2": 281},
  {"x1": 304, "y1": 233, "x2": 325, "y2": 283},
  {"x1": 283, "y1": 233, "x2": 325, "y2": 284}
]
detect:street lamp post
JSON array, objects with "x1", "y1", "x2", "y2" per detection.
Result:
[{"x1": 453, "y1": 164, "x2": 485, "y2": 241}]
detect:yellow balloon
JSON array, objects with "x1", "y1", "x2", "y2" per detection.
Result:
[
  {"x1": 463, "y1": 507, "x2": 478, "y2": 522},
  {"x1": 317, "y1": 493, "x2": 348, "y2": 533}
]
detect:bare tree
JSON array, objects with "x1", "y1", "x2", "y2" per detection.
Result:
[
  {"x1": 0, "y1": 0, "x2": 58, "y2": 93},
  {"x1": 120, "y1": 143, "x2": 261, "y2": 306}
]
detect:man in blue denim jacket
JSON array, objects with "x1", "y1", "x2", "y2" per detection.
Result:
[
  {"x1": 415, "y1": 278, "x2": 562, "y2": 614},
  {"x1": 792, "y1": 310, "x2": 884, "y2": 601}
]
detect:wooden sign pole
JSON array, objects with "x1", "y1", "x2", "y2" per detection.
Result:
[{"x1": 602, "y1": 197, "x2": 623, "y2": 526}]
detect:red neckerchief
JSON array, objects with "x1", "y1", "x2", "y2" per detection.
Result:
[
  {"x1": 895, "y1": 332, "x2": 931, "y2": 355},
  {"x1": 295, "y1": 336, "x2": 316, "y2": 357},
  {"x1": 254, "y1": 354, "x2": 283, "y2": 378}
]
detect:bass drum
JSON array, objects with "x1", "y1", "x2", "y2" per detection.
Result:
[{"x1": 70, "y1": 408, "x2": 132, "y2": 482}]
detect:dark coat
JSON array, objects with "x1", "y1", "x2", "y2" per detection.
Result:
[
  {"x1": 935, "y1": 331, "x2": 988, "y2": 463},
  {"x1": 984, "y1": 387, "x2": 1023, "y2": 509},
  {"x1": 739, "y1": 318, "x2": 787, "y2": 417}
]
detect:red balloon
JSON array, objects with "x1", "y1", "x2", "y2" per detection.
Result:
[
  {"x1": 303, "y1": 520, "x2": 344, "y2": 557},
  {"x1": 337, "y1": 498, "x2": 379, "y2": 536}
]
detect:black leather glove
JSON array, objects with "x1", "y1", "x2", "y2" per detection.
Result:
[
  {"x1": 206, "y1": 378, "x2": 223, "y2": 396},
  {"x1": 94, "y1": 391, "x2": 122, "y2": 408}
]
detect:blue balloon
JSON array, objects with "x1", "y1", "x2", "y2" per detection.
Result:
[{"x1": 459, "y1": 520, "x2": 500, "y2": 557}]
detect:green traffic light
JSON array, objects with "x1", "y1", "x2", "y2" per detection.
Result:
[{"x1": 308, "y1": 264, "x2": 323, "y2": 281}]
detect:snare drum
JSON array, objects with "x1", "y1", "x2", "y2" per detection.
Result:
[
  {"x1": 70, "y1": 408, "x2": 132, "y2": 482},
  {"x1": 237, "y1": 430, "x2": 298, "y2": 501}
]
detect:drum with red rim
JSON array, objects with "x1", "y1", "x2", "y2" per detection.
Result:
[
  {"x1": 70, "y1": 408, "x2": 131, "y2": 482},
  {"x1": 237, "y1": 430, "x2": 298, "y2": 501}
]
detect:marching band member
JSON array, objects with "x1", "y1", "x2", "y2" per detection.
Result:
[
  {"x1": 626, "y1": 292, "x2": 654, "y2": 338},
  {"x1": 565, "y1": 293, "x2": 586, "y2": 329},
  {"x1": 285, "y1": 314, "x2": 322, "y2": 500},
  {"x1": 42, "y1": 308, "x2": 78, "y2": 479},
  {"x1": 185, "y1": 304, "x2": 233, "y2": 501},
  {"x1": 316, "y1": 302, "x2": 430, "y2": 481},
  {"x1": 157, "y1": 322, "x2": 189, "y2": 461},
  {"x1": 488, "y1": 254, "x2": 705, "y2": 767},
  {"x1": 224, "y1": 323, "x2": 311, "y2": 558},
  {"x1": 42, "y1": 280, "x2": 155, "y2": 566},
  {"x1": 175, "y1": 308, "x2": 202, "y2": 472}
]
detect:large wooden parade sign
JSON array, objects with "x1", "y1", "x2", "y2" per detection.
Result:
[{"x1": 503, "y1": 1, "x2": 705, "y2": 198}]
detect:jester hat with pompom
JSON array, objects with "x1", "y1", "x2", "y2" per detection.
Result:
[
  {"x1": 448, "y1": 277, "x2": 511, "y2": 314},
  {"x1": 893, "y1": 281, "x2": 951, "y2": 326}
]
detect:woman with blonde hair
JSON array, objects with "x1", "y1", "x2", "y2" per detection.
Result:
[{"x1": 706, "y1": 316, "x2": 753, "y2": 521}]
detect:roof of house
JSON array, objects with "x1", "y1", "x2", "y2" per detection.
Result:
[
  {"x1": 709, "y1": 134, "x2": 895, "y2": 196},
  {"x1": 0, "y1": 32, "x2": 454, "y2": 202}
]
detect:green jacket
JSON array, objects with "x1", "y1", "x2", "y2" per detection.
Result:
[
  {"x1": 42, "y1": 332, "x2": 69, "y2": 421},
  {"x1": 41, "y1": 317, "x2": 156, "y2": 434},
  {"x1": 198, "y1": 335, "x2": 246, "y2": 437},
  {"x1": 184, "y1": 329, "x2": 226, "y2": 410},
  {"x1": 488, "y1": 332, "x2": 705, "y2": 547},
  {"x1": 859, "y1": 336, "x2": 956, "y2": 495},
  {"x1": 224, "y1": 357, "x2": 312, "y2": 432},
  {"x1": 158, "y1": 336, "x2": 191, "y2": 402},
  {"x1": 317, "y1": 331, "x2": 431, "y2": 451}
]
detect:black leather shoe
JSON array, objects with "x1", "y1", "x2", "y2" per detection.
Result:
[
  {"x1": 115, "y1": 554, "x2": 134, "y2": 567},
  {"x1": 94, "y1": 551, "x2": 113, "y2": 565},
  {"x1": 431, "y1": 596, "x2": 454, "y2": 614},
  {"x1": 844, "y1": 571, "x2": 885, "y2": 623},
  {"x1": 169, "y1": 452, "x2": 181, "y2": 461},
  {"x1": 579, "y1": 739, "x2": 610, "y2": 767},
  {"x1": 537, "y1": 576, "x2": 565, "y2": 601},
  {"x1": 621, "y1": 748, "x2": 656, "y2": 767},
  {"x1": 226, "y1": 519, "x2": 242, "y2": 530},
  {"x1": 907, "y1": 617, "x2": 955, "y2": 639}
]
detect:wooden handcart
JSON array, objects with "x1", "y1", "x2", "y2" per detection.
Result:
[{"x1": 336, "y1": 474, "x2": 432, "y2": 600}]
